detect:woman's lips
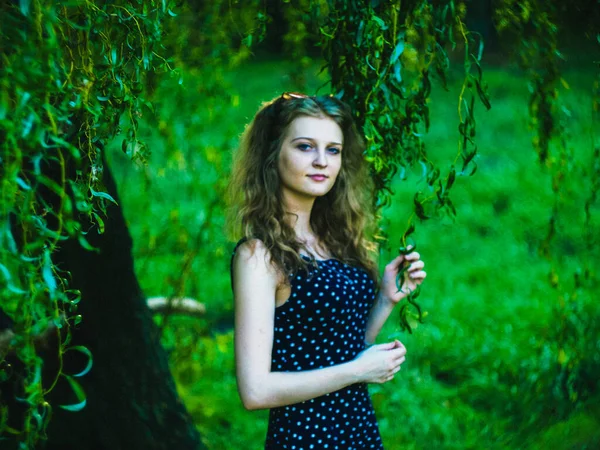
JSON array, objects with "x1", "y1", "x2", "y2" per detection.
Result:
[{"x1": 308, "y1": 175, "x2": 328, "y2": 182}]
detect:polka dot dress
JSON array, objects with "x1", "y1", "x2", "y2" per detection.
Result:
[{"x1": 231, "y1": 240, "x2": 384, "y2": 450}]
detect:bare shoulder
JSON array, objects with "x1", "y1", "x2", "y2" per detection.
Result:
[
  {"x1": 234, "y1": 238, "x2": 267, "y2": 261},
  {"x1": 234, "y1": 238, "x2": 271, "y2": 268},
  {"x1": 232, "y1": 238, "x2": 280, "y2": 285}
]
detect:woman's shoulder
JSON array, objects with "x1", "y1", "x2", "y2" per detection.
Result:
[
  {"x1": 231, "y1": 237, "x2": 280, "y2": 277},
  {"x1": 231, "y1": 237, "x2": 270, "y2": 262},
  {"x1": 230, "y1": 237, "x2": 281, "y2": 292}
]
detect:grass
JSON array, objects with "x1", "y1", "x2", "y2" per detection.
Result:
[{"x1": 107, "y1": 58, "x2": 600, "y2": 449}]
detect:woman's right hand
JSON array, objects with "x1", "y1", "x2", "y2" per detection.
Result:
[{"x1": 353, "y1": 340, "x2": 406, "y2": 384}]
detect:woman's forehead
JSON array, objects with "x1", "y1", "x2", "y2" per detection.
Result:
[{"x1": 285, "y1": 116, "x2": 343, "y2": 144}]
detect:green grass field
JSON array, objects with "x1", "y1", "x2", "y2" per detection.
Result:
[{"x1": 107, "y1": 59, "x2": 600, "y2": 449}]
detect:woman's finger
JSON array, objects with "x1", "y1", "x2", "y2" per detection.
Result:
[
  {"x1": 394, "y1": 355, "x2": 406, "y2": 365},
  {"x1": 406, "y1": 261, "x2": 425, "y2": 272},
  {"x1": 391, "y1": 343, "x2": 406, "y2": 356},
  {"x1": 404, "y1": 251, "x2": 421, "y2": 261},
  {"x1": 408, "y1": 270, "x2": 427, "y2": 280}
]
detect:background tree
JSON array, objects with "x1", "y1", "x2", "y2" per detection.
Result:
[{"x1": 0, "y1": 1, "x2": 202, "y2": 448}]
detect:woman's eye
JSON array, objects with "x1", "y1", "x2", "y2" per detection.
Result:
[
  {"x1": 297, "y1": 144, "x2": 312, "y2": 151},
  {"x1": 328, "y1": 147, "x2": 341, "y2": 154}
]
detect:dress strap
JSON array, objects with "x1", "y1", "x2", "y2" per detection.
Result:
[{"x1": 229, "y1": 237, "x2": 250, "y2": 292}]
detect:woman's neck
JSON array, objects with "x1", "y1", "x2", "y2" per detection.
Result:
[
  {"x1": 282, "y1": 195, "x2": 318, "y2": 243},
  {"x1": 281, "y1": 193, "x2": 331, "y2": 258},
  {"x1": 284, "y1": 209, "x2": 314, "y2": 241}
]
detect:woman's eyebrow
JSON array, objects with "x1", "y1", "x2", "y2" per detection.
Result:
[{"x1": 290, "y1": 137, "x2": 343, "y2": 146}]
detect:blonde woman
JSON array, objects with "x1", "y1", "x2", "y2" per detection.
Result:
[{"x1": 228, "y1": 93, "x2": 426, "y2": 449}]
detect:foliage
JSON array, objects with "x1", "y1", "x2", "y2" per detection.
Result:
[
  {"x1": 0, "y1": 1, "x2": 175, "y2": 446},
  {"x1": 2, "y1": 0, "x2": 600, "y2": 449},
  {"x1": 309, "y1": 1, "x2": 490, "y2": 331},
  {"x1": 493, "y1": 0, "x2": 600, "y2": 424},
  {"x1": 106, "y1": 0, "x2": 267, "y2": 338}
]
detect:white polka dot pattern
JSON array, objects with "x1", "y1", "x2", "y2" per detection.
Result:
[{"x1": 265, "y1": 255, "x2": 384, "y2": 450}]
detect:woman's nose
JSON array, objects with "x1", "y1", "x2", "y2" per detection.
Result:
[{"x1": 313, "y1": 149, "x2": 328, "y2": 167}]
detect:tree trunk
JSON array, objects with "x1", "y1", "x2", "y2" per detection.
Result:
[{"x1": 39, "y1": 152, "x2": 202, "y2": 450}]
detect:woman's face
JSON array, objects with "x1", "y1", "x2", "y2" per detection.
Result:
[{"x1": 277, "y1": 115, "x2": 343, "y2": 204}]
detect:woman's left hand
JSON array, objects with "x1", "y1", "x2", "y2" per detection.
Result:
[{"x1": 379, "y1": 248, "x2": 426, "y2": 304}]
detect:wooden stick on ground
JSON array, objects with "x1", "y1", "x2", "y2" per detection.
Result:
[{"x1": 146, "y1": 297, "x2": 206, "y2": 317}]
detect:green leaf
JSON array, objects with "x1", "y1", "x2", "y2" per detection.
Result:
[
  {"x1": 390, "y1": 38, "x2": 405, "y2": 65},
  {"x1": 398, "y1": 303, "x2": 413, "y2": 334},
  {"x1": 21, "y1": 112, "x2": 35, "y2": 137},
  {"x1": 19, "y1": 0, "x2": 31, "y2": 16},
  {"x1": 59, "y1": 375, "x2": 87, "y2": 412},
  {"x1": 356, "y1": 20, "x2": 365, "y2": 46},
  {"x1": 3, "y1": 221, "x2": 18, "y2": 254},
  {"x1": 446, "y1": 197, "x2": 457, "y2": 216},
  {"x1": 35, "y1": 174, "x2": 65, "y2": 197},
  {"x1": 396, "y1": 266, "x2": 408, "y2": 291},
  {"x1": 48, "y1": 135, "x2": 81, "y2": 160},
  {"x1": 31, "y1": 402, "x2": 52, "y2": 433},
  {"x1": 15, "y1": 176, "x2": 31, "y2": 190},
  {"x1": 30, "y1": 215, "x2": 66, "y2": 241},
  {"x1": 65, "y1": 289, "x2": 82, "y2": 306},
  {"x1": 401, "y1": 222, "x2": 415, "y2": 242},
  {"x1": 90, "y1": 187, "x2": 118, "y2": 205},
  {"x1": 78, "y1": 234, "x2": 99, "y2": 253},
  {"x1": 42, "y1": 250, "x2": 57, "y2": 297},
  {"x1": 446, "y1": 166, "x2": 456, "y2": 191},
  {"x1": 414, "y1": 193, "x2": 429, "y2": 220},
  {"x1": 320, "y1": 26, "x2": 335, "y2": 39},
  {"x1": 0, "y1": 263, "x2": 13, "y2": 285},
  {"x1": 461, "y1": 150, "x2": 477, "y2": 173},
  {"x1": 371, "y1": 16, "x2": 387, "y2": 30},
  {"x1": 427, "y1": 167, "x2": 440, "y2": 186},
  {"x1": 65, "y1": 346, "x2": 93, "y2": 378},
  {"x1": 476, "y1": 80, "x2": 491, "y2": 110},
  {"x1": 393, "y1": 60, "x2": 402, "y2": 84},
  {"x1": 92, "y1": 212, "x2": 105, "y2": 234},
  {"x1": 111, "y1": 47, "x2": 118, "y2": 66}
]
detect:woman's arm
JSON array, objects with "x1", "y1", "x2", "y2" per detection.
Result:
[
  {"x1": 364, "y1": 251, "x2": 427, "y2": 345},
  {"x1": 364, "y1": 292, "x2": 396, "y2": 346},
  {"x1": 232, "y1": 239, "x2": 405, "y2": 410}
]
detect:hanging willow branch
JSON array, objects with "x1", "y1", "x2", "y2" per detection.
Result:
[
  {"x1": 315, "y1": 0, "x2": 490, "y2": 332},
  {"x1": 0, "y1": 1, "x2": 174, "y2": 446}
]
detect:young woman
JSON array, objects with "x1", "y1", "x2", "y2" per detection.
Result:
[{"x1": 228, "y1": 93, "x2": 426, "y2": 449}]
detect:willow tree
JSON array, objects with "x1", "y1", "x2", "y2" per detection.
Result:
[{"x1": 0, "y1": 2, "x2": 201, "y2": 449}]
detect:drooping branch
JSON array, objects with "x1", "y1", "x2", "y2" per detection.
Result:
[{"x1": 314, "y1": 0, "x2": 490, "y2": 332}]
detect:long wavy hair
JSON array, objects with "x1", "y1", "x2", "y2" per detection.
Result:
[{"x1": 227, "y1": 94, "x2": 379, "y2": 283}]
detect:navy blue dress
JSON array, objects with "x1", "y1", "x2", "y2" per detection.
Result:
[{"x1": 232, "y1": 240, "x2": 384, "y2": 450}]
